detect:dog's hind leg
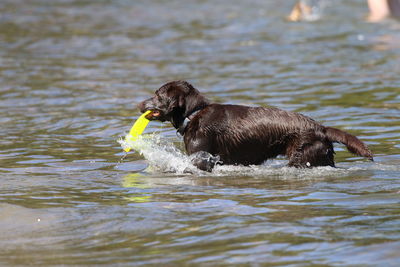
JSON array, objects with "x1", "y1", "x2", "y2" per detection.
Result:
[{"x1": 288, "y1": 131, "x2": 335, "y2": 168}]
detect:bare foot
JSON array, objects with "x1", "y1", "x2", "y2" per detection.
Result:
[{"x1": 287, "y1": 1, "x2": 313, "y2": 22}]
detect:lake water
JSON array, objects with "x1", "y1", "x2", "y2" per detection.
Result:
[{"x1": 1, "y1": 0, "x2": 400, "y2": 265}]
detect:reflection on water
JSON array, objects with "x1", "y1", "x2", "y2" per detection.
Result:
[
  {"x1": 1, "y1": 0, "x2": 400, "y2": 265},
  {"x1": 123, "y1": 173, "x2": 152, "y2": 203},
  {"x1": 373, "y1": 34, "x2": 400, "y2": 51}
]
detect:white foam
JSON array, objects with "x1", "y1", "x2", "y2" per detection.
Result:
[{"x1": 212, "y1": 162, "x2": 348, "y2": 179}]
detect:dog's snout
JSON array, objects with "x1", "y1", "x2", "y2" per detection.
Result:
[{"x1": 138, "y1": 97, "x2": 154, "y2": 113}]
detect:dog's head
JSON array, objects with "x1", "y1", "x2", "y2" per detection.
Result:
[{"x1": 138, "y1": 81, "x2": 209, "y2": 127}]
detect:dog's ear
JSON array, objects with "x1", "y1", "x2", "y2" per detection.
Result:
[{"x1": 178, "y1": 94, "x2": 186, "y2": 108}]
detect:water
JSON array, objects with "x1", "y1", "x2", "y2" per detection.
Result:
[{"x1": 1, "y1": 0, "x2": 400, "y2": 265}]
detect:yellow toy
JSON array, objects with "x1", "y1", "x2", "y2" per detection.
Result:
[{"x1": 123, "y1": 110, "x2": 151, "y2": 152}]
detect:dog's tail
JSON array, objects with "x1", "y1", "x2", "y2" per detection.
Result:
[{"x1": 325, "y1": 127, "x2": 373, "y2": 161}]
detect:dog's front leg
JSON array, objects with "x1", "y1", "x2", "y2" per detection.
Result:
[
  {"x1": 189, "y1": 151, "x2": 220, "y2": 172},
  {"x1": 185, "y1": 137, "x2": 220, "y2": 172}
]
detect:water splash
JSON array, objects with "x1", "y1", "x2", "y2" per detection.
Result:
[
  {"x1": 117, "y1": 133, "x2": 380, "y2": 178},
  {"x1": 118, "y1": 134, "x2": 199, "y2": 174}
]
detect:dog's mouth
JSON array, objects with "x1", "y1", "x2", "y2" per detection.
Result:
[
  {"x1": 144, "y1": 109, "x2": 163, "y2": 120},
  {"x1": 152, "y1": 110, "x2": 160, "y2": 116}
]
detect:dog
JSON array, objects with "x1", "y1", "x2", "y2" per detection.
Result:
[{"x1": 138, "y1": 80, "x2": 373, "y2": 171}]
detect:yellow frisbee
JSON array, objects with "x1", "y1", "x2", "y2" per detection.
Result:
[{"x1": 123, "y1": 110, "x2": 152, "y2": 152}]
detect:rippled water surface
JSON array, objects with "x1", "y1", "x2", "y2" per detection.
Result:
[{"x1": 1, "y1": 0, "x2": 400, "y2": 265}]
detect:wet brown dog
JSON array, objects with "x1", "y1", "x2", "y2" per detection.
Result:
[{"x1": 139, "y1": 81, "x2": 373, "y2": 171}]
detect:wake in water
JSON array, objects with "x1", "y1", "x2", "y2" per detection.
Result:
[{"x1": 117, "y1": 133, "x2": 388, "y2": 178}]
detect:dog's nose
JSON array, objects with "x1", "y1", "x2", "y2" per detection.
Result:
[{"x1": 137, "y1": 101, "x2": 146, "y2": 113}]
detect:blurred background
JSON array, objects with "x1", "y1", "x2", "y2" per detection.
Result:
[{"x1": 1, "y1": 0, "x2": 400, "y2": 265}]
